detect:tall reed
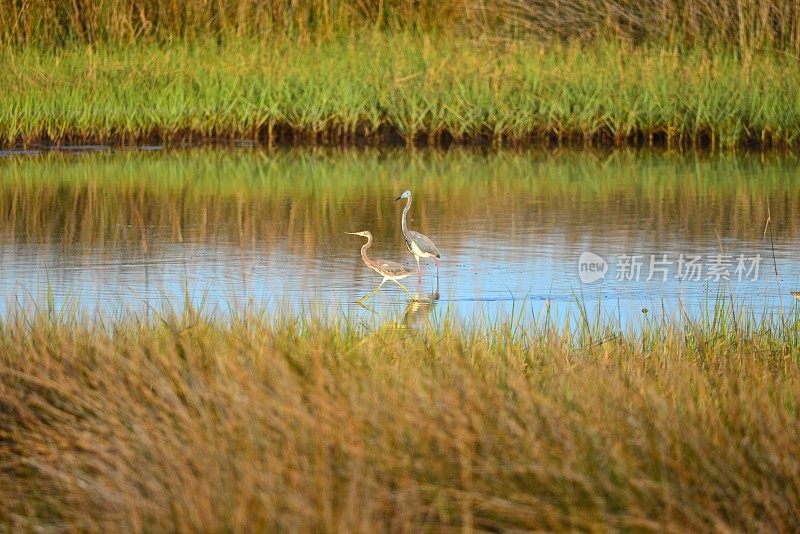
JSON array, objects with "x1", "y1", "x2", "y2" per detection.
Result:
[
  {"x1": 4, "y1": 37, "x2": 800, "y2": 148},
  {"x1": 2, "y1": 0, "x2": 799, "y2": 52}
]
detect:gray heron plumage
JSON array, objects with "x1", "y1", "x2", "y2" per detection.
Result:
[{"x1": 395, "y1": 190, "x2": 441, "y2": 284}]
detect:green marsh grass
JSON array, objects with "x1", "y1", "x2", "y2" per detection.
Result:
[
  {"x1": 4, "y1": 36, "x2": 800, "y2": 148},
  {"x1": 1, "y1": 299, "x2": 799, "y2": 531}
]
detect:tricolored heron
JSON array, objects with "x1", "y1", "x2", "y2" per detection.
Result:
[
  {"x1": 348, "y1": 231, "x2": 415, "y2": 301},
  {"x1": 395, "y1": 190, "x2": 441, "y2": 284}
]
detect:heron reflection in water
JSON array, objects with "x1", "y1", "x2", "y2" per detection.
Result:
[{"x1": 403, "y1": 290, "x2": 440, "y2": 327}]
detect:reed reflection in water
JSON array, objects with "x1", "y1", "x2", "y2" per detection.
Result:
[{"x1": 0, "y1": 148, "x2": 798, "y2": 324}]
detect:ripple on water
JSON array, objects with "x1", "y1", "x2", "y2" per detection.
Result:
[{"x1": 0, "y1": 148, "x2": 798, "y2": 326}]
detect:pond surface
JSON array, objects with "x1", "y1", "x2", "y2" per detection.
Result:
[{"x1": 0, "y1": 148, "x2": 798, "y2": 326}]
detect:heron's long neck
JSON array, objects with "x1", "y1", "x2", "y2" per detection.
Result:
[
  {"x1": 360, "y1": 235, "x2": 372, "y2": 262},
  {"x1": 401, "y1": 196, "x2": 412, "y2": 234}
]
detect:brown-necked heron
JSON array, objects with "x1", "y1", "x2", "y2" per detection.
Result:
[{"x1": 348, "y1": 231, "x2": 415, "y2": 301}]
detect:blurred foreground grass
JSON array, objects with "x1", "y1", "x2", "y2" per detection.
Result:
[{"x1": 1, "y1": 303, "x2": 799, "y2": 531}]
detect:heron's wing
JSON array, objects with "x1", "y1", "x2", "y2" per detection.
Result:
[
  {"x1": 407, "y1": 230, "x2": 441, "y2": 258},
  {"x1": 377, "y1": 259, "x2": 415, "y2": 277}
]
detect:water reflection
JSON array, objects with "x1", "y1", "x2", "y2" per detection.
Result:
[
  {"x1": 403, "y1": 291, "x2": 440, "y2": 329},
  {"x1": 0, "y1": 148, "x2": 797, "y2": 325}
]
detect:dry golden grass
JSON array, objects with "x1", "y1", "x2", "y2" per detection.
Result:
[
  {"x1": 2, "y1": 0, "x2": 799, "y2": 53},
  {"x1": 1, "y1": 306, "x2": 799, "y2": 531}
]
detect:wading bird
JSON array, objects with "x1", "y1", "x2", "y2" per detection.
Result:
[
  {"x1": 792, "y1": 291, "x2": 800, "y2": 301},
  {"x1": 348, "y1": 231, "x2": 416, "y2": 302},
  {"x1": 395, "y1": 190, "x2": 441, "y2": 284}
]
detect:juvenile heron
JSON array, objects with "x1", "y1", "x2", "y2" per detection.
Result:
[
  {"x1": 395, "y1": 190, "x2": 442, "y2": 284},
  {"x1": 348, "y1": 231, "x2": 416, "y2": 301}
]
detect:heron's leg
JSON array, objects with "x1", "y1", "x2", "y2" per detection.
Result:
[
  {"x1": 390, "y1": 278, "x2": 415, "y2": 299},
  {"x1": 357, "y1": 278, "x2": 387, "y2": 303},
  {"x1": 434, "y1": 257, "x2": 440, "y2": 279}
]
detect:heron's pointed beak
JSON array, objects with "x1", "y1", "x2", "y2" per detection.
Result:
[
  {"x1": 346, "y1": 232, "x2": 359, "y2": 235},
  {"x1": 394, "y1": 195, "x2": 403, "y2": 202}
]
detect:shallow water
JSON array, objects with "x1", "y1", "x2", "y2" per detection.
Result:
[{"x1": 0, "y1": 148, "x2": 798, "y2": 326}]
